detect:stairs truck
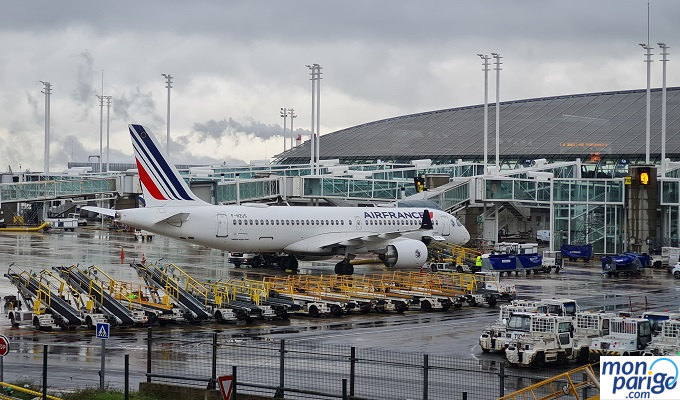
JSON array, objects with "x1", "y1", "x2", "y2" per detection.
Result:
[
  {"x1": 505, "y1": 314, "x2": 575, "y2": 367},
  {"x1": 589, "y1": 316, "x2": 652, "y2": 360}
]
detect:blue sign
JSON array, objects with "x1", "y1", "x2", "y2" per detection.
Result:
[{"x1": 96, "y1": 322, "x2": 110, "y2": 339}]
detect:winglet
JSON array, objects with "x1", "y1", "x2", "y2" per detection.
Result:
[{"x1": 420, "y1": 209, "x2": 433, "y2": 230}]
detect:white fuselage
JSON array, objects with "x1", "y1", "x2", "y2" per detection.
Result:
[{"x1": 117, "y1": 205, "x2": 470, "y2": 255}]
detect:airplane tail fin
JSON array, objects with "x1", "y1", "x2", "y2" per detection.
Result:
[{"x1": 129, "y1": 124, "x2": 208, "y2": 207}]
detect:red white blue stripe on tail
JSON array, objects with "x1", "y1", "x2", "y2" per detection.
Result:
[{"x1": 129, "y1": 124, "x2": 206, "y2": 206}]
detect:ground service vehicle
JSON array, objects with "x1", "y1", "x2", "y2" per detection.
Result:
[
  {"x1": 601, "y1": 253, "x2": 643, "y2": 277},
  {"x1": 589, "y1": 317, "x2": 652, "y2": 359},
  {"x1": 428, "y1": 261, "x2": 471, "y2": 273},
  {"x1": 68, "y1": 213, "x2": 87, "y2": 226},
  {"x1": 45, "y1": 217, "x2": 78, "y2": 232},
  {"x1": 536, "y1": 298, "x2": 579, "y2": 317},
  {"x1": 650, "y1": 247, "x2": 680, "y2": 269},
  {"x1": 571, "y1": 312, "x2": 616, "y2": 363},
  {"x1": 479, "y1": 303, "x2": 543, "y2": 352},
  {"x1": 481, "y1": 311, "x2": 536, "y2": 354},
  {"x1": 505, "y1": 315, "x2": 574, "y2": 367},
  {"x1": 641, "y1": 311, "x2": 680, "y2": 335},
  {"x1": 541, "y1": 250, "x2": 563, "y2": 273},
  {"x1": 536, "y1": 230, "x2": 550, "y2": 244},
  {"x1": 479, "y1": 299, "x2": 579, "y2": 353},
  {"x1": 645, "y1": 320, "x2": 680, "y2": 356}
]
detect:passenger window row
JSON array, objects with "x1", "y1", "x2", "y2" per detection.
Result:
[
  {"x1": 232, "y1": 218, "x2": 439, "y2": 227},
  {"x1": 235, "y1": 219, "x2": 349, "y2": 226}
]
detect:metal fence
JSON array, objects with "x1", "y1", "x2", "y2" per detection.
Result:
[{"x1": 146, "y1": 329, "x2": 597, "y2": 400}]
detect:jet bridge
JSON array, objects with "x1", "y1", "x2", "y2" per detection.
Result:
[{"x1": 52, "y1": 265, "x2": 137, "y2": 326}]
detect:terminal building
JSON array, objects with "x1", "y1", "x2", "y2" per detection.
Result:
[{"x1": 278, "y1": 87, "x2": 680, "y2": 254}]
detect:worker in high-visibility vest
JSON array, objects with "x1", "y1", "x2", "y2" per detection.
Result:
[{"x1": 475, "y1": 255, "x2": 483, "y2": 269}]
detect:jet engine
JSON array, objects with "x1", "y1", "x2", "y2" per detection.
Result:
[{"x1": 382, "y1": 239, "x2": 428, "y2": 268}]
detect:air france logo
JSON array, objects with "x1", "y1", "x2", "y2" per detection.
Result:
[{"x1": 600, "y1": 356, "x2": 680, "y2": 399}]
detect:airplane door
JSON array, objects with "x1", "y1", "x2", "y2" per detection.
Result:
[
  {"x1": 355, "y1": 217, "x2": 362, "y2": 230},
  {"x1": 441, "y1": 217, "x2": 450, "y2": 236},
  {"x1": 216, "y1": 214, "x2": 228, "y2": 237}
]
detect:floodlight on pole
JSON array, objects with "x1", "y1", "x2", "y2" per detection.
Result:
[
  {"x1": 161, "y1": 74, "x2": 173, "y2": 155},
  {"x1": 280, "y1": 107, "x2": 288, "y2": 152},
  {"x1": 639, "y1": 43, "x2": 653, "y2": 164},
  {"x1": 477, "y1": 54, "x2": 490, "y2": 175},
  {"x1": 104, "y1": 96, "x2": 112, "y2": 173},
  {"x1": 306, "y1": 64, "x2": 316, "y2": 174},
  {"x1": 658, "y1": 42, "x2": 670, "y2": 176},
  {"x1": 289, "y1": 108, "x2": 297, "y2": 148},
  {"x1": 314, "y1": 64, "x2": 322, "y2": 173},
  {"x1": 96, "y1": 94, "x2": 104, "y2": 174},
  {"x1": 40, "y1": 81, "x2": 52, "y2": 174},
  {"x1": 491, "y1": 52, "x2": 502, "y2": 169}
]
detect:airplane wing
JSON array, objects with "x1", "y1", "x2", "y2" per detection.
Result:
[
  {"x1": 284, "y1": 209, "x2": 435, "y2": 253},
  {"x1": 157, "y1": 212, "x2": 190, "y2": 226},
  {"x1": 84, "y1": 206, "x2": 190, "y2": 226},
  {"x1": 83, "y1": 206, "x2": 117, "y2": 217}
]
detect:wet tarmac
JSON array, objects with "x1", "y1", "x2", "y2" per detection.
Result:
[{"x1": 1, "y1": 225, "x2": 679, "y2": 392}]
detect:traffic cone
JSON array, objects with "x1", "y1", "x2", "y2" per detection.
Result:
[
  {"x1": 141, "y1": 253, "x2": 147, "y2": 265},
  {"x1": 120, "y1": 247, "x2": 125, "y2": 263}
]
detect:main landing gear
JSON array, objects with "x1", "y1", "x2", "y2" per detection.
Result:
[
  {"x1": 335, "y1": 260, "x2": 354, "y2": 275},
  {"x1": 278, "y1": 255, "x2": 299, "y2": 272}
]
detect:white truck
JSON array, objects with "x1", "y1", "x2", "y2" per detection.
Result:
[
  {"x1": 571, "y1": 312, "x2": 617, "y2": 363},
  {"x1": 7, "y1": 307, "x2": 58, "y2": 330},
  {"x1": 428, "y1": 261, "x2": 472, "y2": 273},
  {"x1": 589, "y1": 317, "x2": 652, "y2": 360},
  {"x1": 646, "y1": 320, "x2": 680, "y2": 356},
  {"x1": 536, "y1": 230, "x2": 551, "y2": 245},
  {"x1": 228, "y1": 252, "x2": 263, "y2": 268},
  {"x1": 505, "y1": 314, "x2": 575, "y2": 367},
  {"x1": 536, "y1": 298, "x2": 579, "y2": 317},
  {"x1": 650, "y1": 247, "x2": 680, "y2": 270},
  {"x1": 479, "y1": 299, "x2": 579, "y2": 353},
  {"x1": 641, "y1": 311, "x2": 680, "y2": 335},
  {"x1": 45, "y1": 216, "x2": 78, "y2": 232},
  {"x1": 480, "y1": 301, "x2": 544, "y2": 352},
  {"x1": 541, "y1": 250, "x2": 563, "y2": 273}
]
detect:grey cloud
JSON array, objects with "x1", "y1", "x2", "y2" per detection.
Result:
[
  {"x1": 191, "y1": 118, "x2": 297, "y2": 143},
  {"x1": 1, "y1": 1, "x2": 677, "y2": 44},
  {"x1": 114, "y1": 87, "x2": 162, "y2": 126},
  {"x1": 72, "y1": 51, "x2": 96, "y2": 107}
]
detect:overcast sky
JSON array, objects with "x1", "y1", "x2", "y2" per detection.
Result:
[{"x1": 1, "y1": 0, "x2": 678, "y2": 172}]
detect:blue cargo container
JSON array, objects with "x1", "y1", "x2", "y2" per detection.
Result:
[{"x1": 561, "y1": 244, "x2": 593, "y2": 262}]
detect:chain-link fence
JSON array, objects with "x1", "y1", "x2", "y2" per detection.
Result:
[{"x1": 146, "y1": 328, "x2": 598, "y2": 400}]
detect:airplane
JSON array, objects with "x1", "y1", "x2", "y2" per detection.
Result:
[{"x1": 85, "y1": 124, "x2": 470, "y2": 275}]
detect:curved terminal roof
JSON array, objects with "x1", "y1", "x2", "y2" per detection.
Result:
[{"x1": 279, "y1": 88, "x2": 680, "y2": 164}]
